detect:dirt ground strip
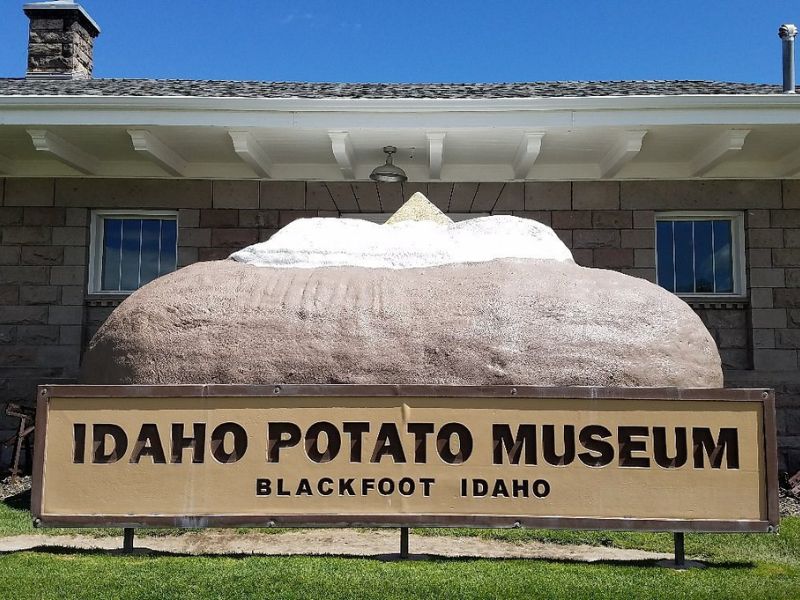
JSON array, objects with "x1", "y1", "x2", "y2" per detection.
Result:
[{"x1": 0, "y1": 529, "x2": 670, "y2": 562}]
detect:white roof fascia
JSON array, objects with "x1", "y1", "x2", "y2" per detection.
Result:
[{"x1": 0, "y1": 94, "x2": 799, "y2": 129}]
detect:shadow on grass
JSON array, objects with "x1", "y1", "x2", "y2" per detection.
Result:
[
  {"x1": 3, "y1": 489, "x2": 30, "y2": 512},
  {"x1": 1, "y1": 544, "x2": 756, "y2": 570}
]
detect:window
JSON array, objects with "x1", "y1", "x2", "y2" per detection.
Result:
[
  {"x1": 655, "y1": 212, "x2": 745, "y2": 297},
  {"x1": 89, "y1": 211, "x2": 178, "y2": 294}
]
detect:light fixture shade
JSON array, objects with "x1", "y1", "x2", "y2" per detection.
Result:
[{"x1": 370, "y1": 145, "x2": 407, "y2": 183}]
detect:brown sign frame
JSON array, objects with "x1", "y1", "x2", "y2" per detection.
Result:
[{"x1": 32, "y1": 384, "x2": 779, "y2": 532}]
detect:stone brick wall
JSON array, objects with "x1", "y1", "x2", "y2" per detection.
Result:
[
  {"x1": 26, "y1": 11, "x2": 97, "y2": 79},
  {"x1": 1, "y1": 178, "x2": 799, "y2": 471}
]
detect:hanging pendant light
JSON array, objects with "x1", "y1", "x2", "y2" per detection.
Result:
[{"x1": 370, "y1": 146, "x2": 407, "y2": 183}]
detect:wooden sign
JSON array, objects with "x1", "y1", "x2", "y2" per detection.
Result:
[{"x1": 32, "y1": 385, "x2": 779, "y2": 532}]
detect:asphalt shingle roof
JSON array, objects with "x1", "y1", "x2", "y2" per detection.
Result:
[{"x1": 0, "y1": 78, "x2": 784, "y2": 99}]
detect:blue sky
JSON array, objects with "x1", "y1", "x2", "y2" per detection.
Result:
[{"x1": 1, "y1": 1, "x2": 798, "y2": 83}]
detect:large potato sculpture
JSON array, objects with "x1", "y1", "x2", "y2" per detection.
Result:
[{"x1": 81, "y1": 194, "x2": 722, "y2": 387}]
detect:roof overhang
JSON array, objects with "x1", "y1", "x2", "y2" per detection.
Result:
[{"x1": 1, "y1": 93, "x2": 800, "y2": 180}]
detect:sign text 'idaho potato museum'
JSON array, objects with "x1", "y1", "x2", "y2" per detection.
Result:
[{"x1": 33, "y1": 385, "x2": 779, "y2": 532}]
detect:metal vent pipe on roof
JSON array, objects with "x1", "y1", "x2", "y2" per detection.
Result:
[{"x1": 779, "y1": 24, "x2": 798, "y2": 93}]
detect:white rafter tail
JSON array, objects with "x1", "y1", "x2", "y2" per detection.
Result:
[
  {"x1": 690, "y1": 129, "x2": 751, "y2": 177},
  {"x1": 27, "y1": 129, "x2": 99, "y2": 175},
  {"x1": 329, "y1": 131, "x2": 355, "y2": 179},
  {"x1": 512, "y1": 132, "x2": 545, "y2": 179},
  {"x1": 427, "y1": 132, "x2": 446, "y2": 180},
  {"x1": 0, "y1": 153, "x2": 15, "y2": 174},
  {"x1": 229, "y1": 130, "x2": 272, "y2": 178},
  {"x1": 127, "y1": 129, "x2": 187, "y2": 177},
  {"x1": 600, "y1": 130, "x2": 648, "y2": 179}
]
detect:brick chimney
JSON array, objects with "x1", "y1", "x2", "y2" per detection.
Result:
[{"x1": 23, "y1": 1, "x2": 100, "y2": 79}]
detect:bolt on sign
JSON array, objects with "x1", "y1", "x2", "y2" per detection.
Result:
[{"x1": 32, "y1": 385, "x2": 779, "y2": 531}]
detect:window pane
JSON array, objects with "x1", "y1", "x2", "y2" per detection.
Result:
[
  {"x1": 693, "y1": 220, "x2": 714, "y2": 293},
  {"x1": 102, "y1": 219, "x2": 122, "y2": 291},
  {"x1": 673, "y1": 220, "x2": 694, "y2": 293},
  {"x1": 656, "y1": 220, "x2": 675, "y2": 292},
  {"x1": 139, "y1": 219, "x2": 161, "y2": 286},
  {"x1": 120, "y1": 219, "x2": 142, "y2": 291},
  {"x1": 713, "y1": 220, "x2": 733, "y2": 293},
  {"x1": 159, "y1": 219, "x2": 177, "y2": 276}
]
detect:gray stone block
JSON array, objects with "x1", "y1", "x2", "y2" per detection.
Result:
[
  {"x1": 718, "y1": 328, "x2": 747, "y2": 348},
  {"x1": 59, "y1": 325, "x2": 83, "y2": 346},
  {"x1": 55, "y1": 179, "x2": 212, "y2": 208},
  {"x1": 592, "y1": 210, "x2": 632, "y2": 229},
  {"x1": 50, "y1": 266, "x2": 85, "y2": 286},
  {"x1": 573, "y1": 182, "x2": 619, "y2": 210},
  {"x1": 512, "y1": 211, "x2": 551, "y2": 225},
  {"x1": 772, "y1": 210, "x2": 800, "y2": 228},
  {"x1": 4, "y1": 178, "x2": 54, "y2": 206},
  {"x1": 785, "y1": 229, "x2": 800, "y2": 248},
  {"x1": 747, "y1": 209, "x2": 771, "y2": 228},
  {"x1": 210, "y1": 228, "x2": 258, "y2": 248},
  {"x1": 0, "y1": 285, "x2": 19, "y2": 305},
  {"x1": 594, "y1": 248, "x2": 634, "y2": 268},
  {"x1": 2, "y1": 227, "x2": 50, "y2": 245},
  {"x1": 19, "y1": 285, "x2": 59, "y2": 305},
  {"x1": 753, "y1": 348, "x2": 798, "y2": 371},
  {"x1": 621, "y1": 229, "x2": 654, "y2": 248},
  {"x1": 60, "y1": 285, "x2": 84, "y2": 306},
  {"x1": 748, "y1": 229, "x2": 783, "y2": 248},
  {"x1": 747, "y1": 248, "x2": 773, "y2": 268},
  {"x1": 260, "y1": 182, "x2": 305, "y2": 210},
  {"x1": 775, "y1": 289, "x2": 800, "y2": 308},
  {"x1": 0, "y1": 207, "x2": 22, "y2": 226},
  {"x1": 21, "y1": 246, "x2": 63, "y2": 266},
  {"x1": 213, "y1": 180, "x2": 259, "y2": 209},
  {"x1": 773, "y1": 249, "x2": 800, "y2": 267},
  {"x1": 622, "y1": 180, "x2": 782, "y2": 210},
  {"x1": 786, "y1": 269, "x2": 800, "y2": 288},
  {"x1": 51, "y1": 226, "x2": 87, "y2": 246},
  {"x1": 752, "y1": 328, "x2": 776, "y2": 348},
  {"x1": 776, "y1": 329, "x2": 800, "y2": 348},
  {"x1": 238, "y1": 210, "x2": 280, "y2": 229},
  {"x1": 493, "y1": 183, "x2": 524, "y2": 211},
  {"x1": 618, "y1": 268, "x2": 656, "y2": 282},
  {"x1": 0, "y1": 266, "x2": 49, "y2": 284},
  {"x1": 0, "y1": 325, "x2": 15, "y2": 344},
  {"x1": 749, "y1": 268, "x2": 785, "y2": 288},
  {"x1": 16, "y1": 325, "x2": 59, "y2": 345},
  {"x1": 178, "y1": 247, "x2": 199, "y2": 267},
  {"x1": 552, "y1": 230, "x2": 572, "y2": 247},
  {"x1": 0, "y1": 246, "x2": 20, "y2": 265},
  {"x1": 720, "y1": 348, "x2": 749, "y2": 369},
  {"x1": 524, "y1": 182, "x2": 571, "y2": 210},
  {"x1": 634, "y1": 248, "x2": 655, "y2": 268},
  {"x1": 65, "y1": 208, "x2": 88, "y2": 226},
  {"x1": 63, "y1": 246, "x2": 87, "y2": 266},
  {"x1": 750, "y1": 288, "x2": 774, "y2": 308},
  {"x1": 326, "y1": 182, "x2": 359, "y2": 211},
  {"x1": 178, "y1": 208, "x2": 200, "y2": 229},
  {"x1": 48, "y1": 305, "x2": 83, "y2": 325},
  {"x1": 23, "y1": 207, "x2": 65, "y2": 226},
  {"x1": 632, "y1": 210, "x2": 655, "y2": 229},
  {"x1": 2, "y1": 306, "x2": 48, "y2": 324},
  {"x1": 200, "y1": 209, "x2": 238, "y2": 228},
  {"x1": 573, "y1": 230, "x2": 620, "y2": 248},
  {"x1": 751, "y1": 308, "x2": 788, "y2": 329},
  {"x1": 178, "y1": 228, "x2": 211, "y2": 247},
  {"x1": 552, "y1": 211, "x2": 592, "y2": 229}
]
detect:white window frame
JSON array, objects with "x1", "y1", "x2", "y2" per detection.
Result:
[
  {"x1": 654, "y1": 211, "x2": 746, "y2": 298},
  {"x1": 88, "y1": 209, "x2": 179, "y2": 295}
]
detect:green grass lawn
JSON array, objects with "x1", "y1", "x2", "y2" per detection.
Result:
[{"x1": 1, "y1": 493, "x2": 798, "y2": 600}]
